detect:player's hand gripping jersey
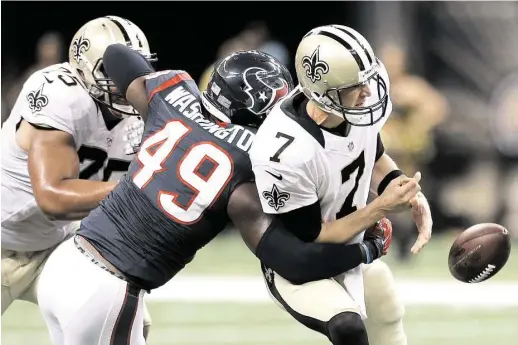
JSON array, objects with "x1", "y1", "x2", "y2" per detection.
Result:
[
  {"x1": 79, "y1": 71, "x2": 257, "y2": 290},
  {"x1": 1, "y1": 63, "x2": 139, "y2": 251}
]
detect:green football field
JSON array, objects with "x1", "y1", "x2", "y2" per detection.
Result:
[
  {"x1": 2, "y1": 233, "x2": 517, "y2": 345},
  {"x1": 3, "y1": 301, "x2": 518, "y2": 345}
]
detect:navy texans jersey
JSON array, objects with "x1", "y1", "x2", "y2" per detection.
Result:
[{"x1": 79, "y1": 70, "x2": 256, "y2": 290}]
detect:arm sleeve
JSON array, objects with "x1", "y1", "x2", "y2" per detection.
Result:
[
  {"x1": 256, "y1": 218, "x2": 364, "y2": 284},
  {"x1": 228, "y1": 183, "x2": 363, "y2": 285},
  {"x1": 103, "y1": 44, "x2": 154, "y2": 96}
]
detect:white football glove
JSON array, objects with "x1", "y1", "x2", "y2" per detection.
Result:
[{"x1": 123, "y1": 117, "x2": 145, "y2": 155}]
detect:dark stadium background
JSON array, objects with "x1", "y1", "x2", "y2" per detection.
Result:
[{"x1": 2, "y1": 1, "x2": 361, "y2": 82}]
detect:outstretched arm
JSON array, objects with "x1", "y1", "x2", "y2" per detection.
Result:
[
  {"x1": 227, "y1": 183, "x2": 383, "y2": 284},
  {"x1": 27, "y1": 125, "x2": 116, "y2": 220}
]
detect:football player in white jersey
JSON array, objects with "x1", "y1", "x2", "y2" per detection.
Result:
[
  {"x1": 1, "y1": 15, "x2": 153, "y2": 337},
  {"x1": 249, "y1": 25, "x2": 433, "y2": 345}
]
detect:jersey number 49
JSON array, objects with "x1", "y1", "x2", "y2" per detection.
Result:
[{"x1": 132, "y1": 120, "x2": 233, "y2": 224}]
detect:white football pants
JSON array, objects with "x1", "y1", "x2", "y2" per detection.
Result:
[{"x1": 37, "y1": 236, "x2": 146, "y2": 345}]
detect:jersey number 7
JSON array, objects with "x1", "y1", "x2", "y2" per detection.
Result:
[
  {"x1": 132, "y1": 120, "x2": 233, "y2": 224},
  {"x1": 269, "y1": 131, "x2": 366, "y2": 219}
]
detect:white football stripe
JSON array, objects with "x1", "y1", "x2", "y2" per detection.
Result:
[{"x1": 147, "y1": 275, "x2": 518, "y2": 307}]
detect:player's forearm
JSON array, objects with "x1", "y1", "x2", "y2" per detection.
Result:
[
  {"x1": 103, "y1": 44, "x2": 153, "y2": 119},
  {"x1": 256, "y1": 219, "x2": 370, "y2": 284},
  {"x1": 38, "y1": 180, "x2": 117, "y2": 220},
  {"x1": 370, "y1": 153, "x2": 401, "y2": 195},
  {"x1": 315, "y1": 199, "x2": 386, "y2": 243}
]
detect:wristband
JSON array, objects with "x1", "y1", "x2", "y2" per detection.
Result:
[
  {"x1": 377, "y1": 169, "x2": 404, "y2": 196},
  {"x1": 359, "y1": 242, "x2": 372, "y2": 264}
]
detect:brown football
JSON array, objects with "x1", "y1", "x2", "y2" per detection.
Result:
[{"x1": 448, "y1": 223, "x2": 511, "y2": 283}]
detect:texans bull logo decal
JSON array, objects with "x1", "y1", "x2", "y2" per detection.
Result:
[{"x1": 242, "y1": 67, "x2": 290, "y2": 115}]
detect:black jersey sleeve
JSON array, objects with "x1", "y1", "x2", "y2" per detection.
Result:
[
  {"x1": 376, "y1": 133, "x2": 385, "y2": 162},
  {"x1": 227, "y1": 183, "x2": 364, "y2": 284},
  {"x1": 276, "y1": 201, "x2": 322, "y2": 242}
]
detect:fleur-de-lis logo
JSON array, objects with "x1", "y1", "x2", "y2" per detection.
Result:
[
  {"x1": 71, "y1": 32, "x2": 91, "y2": 63},
  {"x1": 262, "y1": 184, "x2": 290, "y2": 211},
  {"x1": 301, "y1": 46, "x2": 329, "y2": 83},
  {"x1": 26, "y1": 84, "x2": 49, "y2": 113}
]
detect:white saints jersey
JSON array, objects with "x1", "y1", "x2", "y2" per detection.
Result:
[
  {"x1": 1, "y1": 62, "x2": 140, "y2": 251},
  {"x1": 251, "y1": 69, "x2": 392, "y2": 238},
  {"x1": 250, "y1": 65, "x2": 392, "y2": 317}
]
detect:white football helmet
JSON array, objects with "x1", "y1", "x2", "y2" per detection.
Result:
[
  {"x1": 295, "y1": 25, "x2": 388, "y2": 126},
  {"x1": 69, "y1": 15, "x2": 156, "y2": 116}
]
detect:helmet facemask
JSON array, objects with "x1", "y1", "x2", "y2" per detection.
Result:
[
  {"x1": 296, "y1": 25, "x2": 390, "y2": 127},
  {"x1": 68, "y1": 16, "x2": 157, "y2": 119},
  {"x1": 318, "y1": 66, "x2": 389, "y2": 127}
]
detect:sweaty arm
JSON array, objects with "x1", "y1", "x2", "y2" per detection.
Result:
[
  {"x1": 103, "y1": 44, "x2": 155, "y2": 120},
  {"x1": 227, "y1": 183, "x2": 374, "y2": 284},
  {"x1": 26, "y1": 124, "x2": 116, "y2": 220}
]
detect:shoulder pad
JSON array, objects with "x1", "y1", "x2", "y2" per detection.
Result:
[
  {"x1": 145, "y1": 70, "x2": 198, "y2": 101},
  {"x1": 250, "y1": 112, "x2": 318, "y2": 168},
  {"x1": 20, "y1": 65, "x2": 95, "y2": 135}
]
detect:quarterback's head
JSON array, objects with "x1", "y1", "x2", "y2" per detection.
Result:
[
  {"x1": 295, "y1": 25, "x2": 388, "y2": 126},
  {"x1": 201, "y1": 50, "x2": 294, "y2": 128},
  {"x1": 69, "y1": 15, "x2": 157, "y2": 117}
]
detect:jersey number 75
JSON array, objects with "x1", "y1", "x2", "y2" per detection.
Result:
[{"x1": 132, "y1": 120, "x2": 233, "y2": 224}]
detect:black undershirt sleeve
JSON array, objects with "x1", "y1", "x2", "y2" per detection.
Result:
[
  {"x1": 255, "y1": 218, "x2": 364, "y2": 284},
  {"x1": 276, "y1": 201, "x2": 322, "y2": 242},
  {"x1": 376, "y1": 133, "x2": 385, "y2": 162}
]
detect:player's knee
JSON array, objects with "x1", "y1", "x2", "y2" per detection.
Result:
[
  {"x1": 327, "y1": 311, "x2": 369, "y2": 345},
  {"x1": 364, "y1": 261, "x2": 405, "y2": 325}
]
